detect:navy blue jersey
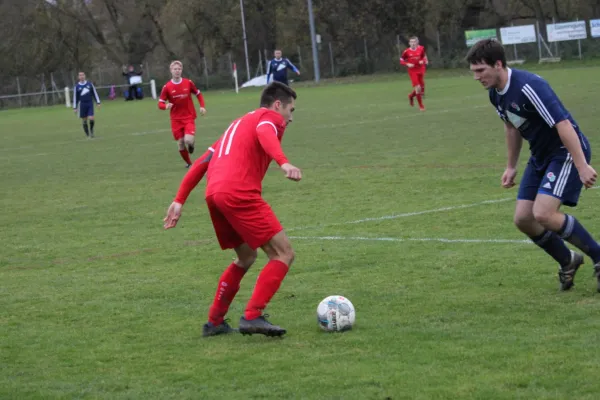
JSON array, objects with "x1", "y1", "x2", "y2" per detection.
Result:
[
  {"x1": 73, "y1": 81, "x2": 101, "y2": 108},
  {"x1": 266, "y1": 58, "x2": 299, "y2": 83},
  {"x1": 489, "y1": 68, "x2": 587, "y2": 170}
]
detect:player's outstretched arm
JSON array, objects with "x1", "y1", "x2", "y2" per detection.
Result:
[
  {"x1": 158, "y1": 85, "x2": 171, "y2": 110},
  {"x1": 190, "y1": 81, "x2": 207, "y2": 115},
  {"x1": 163, "y1": 201, "x2": 183, "y2": 230},
  {"x1": 72, "y1": 87, "x2": 78, "y2": 111},
  {"x1": 92, "y1": 84, "x2": 101, "y2": 105},
  {"x1": 287, "y1": 59, "x2": 300, "y2": 75},
  {"x1": 256, "y1": 122, "x2": 302, "y2": 181},
  {"x1": 555, "y1": 120, "x2": 597, "y2": 188},
  {"x1": 163, "y1": 148, "x2": 214, "y2": 229},
  {"x1": 522, "y1": 78, "x2": 596, "y2": 187},
  {"x1": 280, "y1": 163, "x2": 302, "y2": 181},
  {"x1": 502, "y1": 121, "x2": 522, "y2": 188}
]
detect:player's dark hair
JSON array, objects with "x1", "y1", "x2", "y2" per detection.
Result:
[
  {"x1": 260, "y1": 82, "x2": 297, "y2": 107},
  {"x1": 465, "y1": 39, "x2": 506, "y2": 68}
]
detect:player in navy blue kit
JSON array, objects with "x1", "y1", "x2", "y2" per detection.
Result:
[
  {"x1": 73, "y1": 72, "x2": 101, "y2": 138},
  {"x1": 467, "y1": 39, "x2": 600, "y2": 291},
  {"x1": 266, "y1": 50, "x2": 300, "y2": 85}
]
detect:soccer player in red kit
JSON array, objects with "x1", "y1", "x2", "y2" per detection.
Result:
[
  {"x1": 400, "y1": 36, "x2": 428, "y2": 111},
  {"x1": 158, "y1": 61, "x2": 207, "y2": 168},
  {"x1": 163, "y1": 82, "x2": 301, "y2": 337}
]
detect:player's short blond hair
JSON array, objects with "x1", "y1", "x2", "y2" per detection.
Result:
[
  {"x1": 409, "y1": 36, "x2": 419, "y2": 42},
  {"x1": 170, "y1": 60, "x2": 183, "y2": 69}
]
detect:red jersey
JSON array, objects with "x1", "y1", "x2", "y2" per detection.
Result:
[
  {"x1": 400, "y1": 46, "x2": 428, "y2": 72},
  {"x1": 206, "y1": 108, "x2": 288, "y2": 198},
  {"x1": 158, "y1": 78, "x2": 205, "y2": 120}
]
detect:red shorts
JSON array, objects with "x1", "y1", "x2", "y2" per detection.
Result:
[
  {"x1": 206, "y1": 192, "x2": 283, "y2": 250},
  {"x1": 409, "y1": 70, "x2": 425, "y2": 87},
  {"x1": 171, "y1": 119, "x2": 196, "y2": 140}
]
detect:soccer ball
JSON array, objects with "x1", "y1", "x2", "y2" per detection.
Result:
[{"x1": 317, "y1": 295, "x2": 355, "y2": 332}]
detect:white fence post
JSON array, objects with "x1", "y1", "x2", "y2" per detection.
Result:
[
  {"x1": 150, "y1": 79, "x2": 157, "y2": 100},
  {"x1": 65, "y1": 87, "x2": 71, "y2": 108},
  {"x1": 16, "y1": 77, "x2": 22, "y2": 107}
]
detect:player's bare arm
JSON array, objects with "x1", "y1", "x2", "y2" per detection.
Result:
[
  {"x1": 555, "y1": 120, "x2": 597, "y2": 188},
  {"x1": 502, "y1": 121, "x2": 522, "y2": 188}
]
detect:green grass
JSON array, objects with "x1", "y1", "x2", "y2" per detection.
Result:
[{"x1": 2, "y1": 65, "x2": 600, "y2": 399}]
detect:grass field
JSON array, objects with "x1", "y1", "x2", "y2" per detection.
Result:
[{"x1": 3, "y1": 65, "x2": 600, "y2": 399}]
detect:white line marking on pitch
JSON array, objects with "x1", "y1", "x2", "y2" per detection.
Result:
[
  {"x1": 289, "y1": 236, "x2": 531, "y2": 245},
  {"x1": 288, "y1": 197, "x2": 514, "y2": 232}
]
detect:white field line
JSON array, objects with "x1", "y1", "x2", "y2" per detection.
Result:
[
  {"x1": 287, "y1": 197, "x2": 514, "y2": 232},
  {"x1": 289, "y1": 236, "x2": 531, "y2": 245}
]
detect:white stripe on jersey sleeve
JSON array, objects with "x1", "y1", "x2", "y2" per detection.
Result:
[
  {"x1": 522, "y1": 84, "x2": 555, "y2": 127},
  {"x1": 257, "y1": 121, "x2": 278, "y2": 136},
  {"x1": 208, "y1": 146, "x2": 215, "y2": 152}
]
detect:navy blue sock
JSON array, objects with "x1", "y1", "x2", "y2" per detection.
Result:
[
  {"x1": 530, "y1": 230, "x2": 572, "y2": 267},
  {"x1": 559, "y1": 215, "x2": 600, "y2": 264},
  {"x1": 82, "y1": 121, "x2": 89, "y2": 136},
  {"x1": 89, "y1": 120, "x2": 95, "y2": 134}
]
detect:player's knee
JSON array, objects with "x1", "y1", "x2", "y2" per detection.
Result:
[
  {"x1": 281, "y1": 248, "x2": 295, "y2": 266},
  {"x1": 177, "y1": 140, "x2": 185, "y2": 151},
  {"x1": 532, "y1": 206, "x2": 555, "y2": 228},
  {"x1": 514, "y1": 212, "x2": 535, "y2": 231},
  {"x1": 263, "y1": 234, "x2": 295, "y2": 266},
  {"x1": 234, "y1": 244, "x2": 258, "y2": 270},
  {"x1": 238, "y1": 252, "x2": 258, "y2": 270},
  {"x1": 184, "y1": 135, "x2": 194, "y2": 147}
]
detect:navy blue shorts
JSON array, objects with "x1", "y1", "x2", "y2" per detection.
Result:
[
  {"x1": 78, "y1": 102, "x2": 94, "y2": 118},
  {"x1": 518, "y1": 148, "x2": 591, "y2": 207}
]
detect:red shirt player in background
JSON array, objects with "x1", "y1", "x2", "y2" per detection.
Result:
[
  {"x1": 400, "y1": 36, "x2": 428, "y2": 111},
  {"x1": 163, "y1": 82, "x2": 302, "y2": 337},
  {"x1": 158, "y1": 61, "x2": 207, "y2": 168}
]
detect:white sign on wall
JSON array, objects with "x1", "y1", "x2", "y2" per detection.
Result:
[
  {"x1": 547, "y1": 21, "x2": 587, "y2": 42},
  {"x1": 500, "y1": 25, "x2": 537, "y2": 45},
  {"x1": 590, "y1": 19, "x2": 600, "y2": 38}
]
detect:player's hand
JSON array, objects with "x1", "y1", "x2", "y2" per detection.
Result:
[
  {"x1": 418, "y1": 61, "x2": 423, "y2": 65},
  {"x1": 163, "y1": 202, "x2": 183, "y2": 229},
  {"x1": 199, "y1": 107, "x2": 207, "y2": 116},
  {"x1": 166, "y1": 103, "x2": 174, "y2": 110},
  {"x1": 281, "y1": 163, "x2": 302, "y2": 182},
  {"x1": 501, "y1": 167, "x2": 517, "y2": 188},
  {"x1": 97, "y1": 104, "x2": 101, "y2": 109},
  {"x1": 296, "y1": 71, "x2": 301, "y2": 76},
  {"x1": 578, "y1": 164, "x2": 597, "y2": 188},
  {"x1": 406, "y1": 63, "x2": 414, "y2": 68}
]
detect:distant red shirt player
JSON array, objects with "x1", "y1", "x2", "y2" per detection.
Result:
[
  {"x1": 400, "y1": 36, "x2": 428, "y2": 111},
  {"x1": 163, "y1": 82, "x2": 302, "y2": 338},
  {"x1": 158, "y1": 61, "x2": 207, "y2": 167}
]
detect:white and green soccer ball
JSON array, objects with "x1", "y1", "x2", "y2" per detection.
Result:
[{"x1": 317, "y1": 295, "x2": 355, "y2": 332}]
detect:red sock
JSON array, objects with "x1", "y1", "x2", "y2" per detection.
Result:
[
  {"x1": 179, "y1": 149, "x2": 192, "y2": 165},
  {"x1": 244, "y1": 260, "x2": 289, "y2": 320},
  {"x1": 409, "y1": 90, "x2": 416, "y2": 98},
  {"x1": 416, "y1": 94, "x2": 424, "y2": 108},
  {"x1": 208, "y1": 263, "x2": 247, "y2": 326}
]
